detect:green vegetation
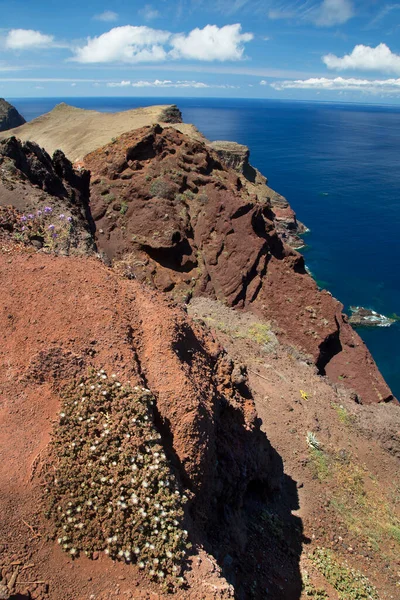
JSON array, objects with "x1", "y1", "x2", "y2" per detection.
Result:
[
  {"x1": 302, "y1": 572, "x2": 329, "y2": 599},
  {"x1": 44, "y1": 370, "x2": 188, "y2": 590},
  {"x1": 120, "y1": 201, "x2": 128, "y2": 216},
  {"x1": 332, "y1": 403, "x2": 355, "y2": 427},
  {"x1": 310, "y1": 548, "x2": 379, "y2": 600},
  {"x1": 149, "y1": 177, "x2": 176, "y2": 200},
  {"x1": 196, "y1": 314, "x2": 273, "y2": 348},
  {"x1": 15, "y1": 207, "x2": 74, "y2": 253},
  {"x1": 103, "y1": 192, "x2": 116, "y2": 204},
  {"x1": 308, "y1": 447, "x2": 330, "y2": 481},
  {"x1": 306, "y1": 441, "x2": 400, "y2": 556},
  {"x1": 246, "y1": 323, "x2": 271, "y2": 345}
]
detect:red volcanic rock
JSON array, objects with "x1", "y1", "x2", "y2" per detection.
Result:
[
  {"x1": 84, "y1": 125, "x2": 394, "y2": 404},
  {"x1": 0, "y1": 251, "x2": 279, "y2": 598},
  {"x1": 0, "y1": 136, "x2": 94, "y2": 254}
]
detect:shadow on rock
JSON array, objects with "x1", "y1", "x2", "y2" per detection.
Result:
[{"x1": 189, "y1": 397, "x2": 305, "y2": 600}]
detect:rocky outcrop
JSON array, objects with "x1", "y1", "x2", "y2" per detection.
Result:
[
  {"x1": 0, "y1": 137, "x2": 94, "y2": 254},
  {"x1": 159, "y1": 104, "x2": 183, "y2": 124},
  {"x1": 83, "y1": 124, "x2": 394, "y2": 404},
  {"x1": 209, "y1": 140, "x2": 307, "y2": 249},
  {"x1": 349, "y1": 306, "x2": 397, "y2": 328},
  {"x1": 0, "y1": 98, "x2": 25, "y2": 132}
]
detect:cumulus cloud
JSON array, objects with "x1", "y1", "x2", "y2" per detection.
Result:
[
  {"x1": 94, "y1": 11, "x2": 119, "y2": 22},
  {"x1": 107, "y1": 79, "x2": 237, "y2": 89},
  {"x1": 260, "y1": 80, "x2": 267, "y2": 85},
  {"x1": 72, "y1": 23, "x2": 253, "y2": 63},
  {"x1": 170, "y1": 24, "x2": 253, "y2": 61},
  {"x1": 323, "y1": 43, "x2": 400, "y2": 75},
  {"x1": 312, "y1": 0, "x2": 354, "y2": 27},
  {"x1": 271, "y1": 76, "x2": 400, "y2": 94},
  {"x1": 139, "y1": 5, "x2": 160, "y2": 21},
  {"x1": 73, "y1": 26, "x2": 170, "y2": 63},
  {"x1": 5, "y1": 29, "x2": 55, "y2": 50}
]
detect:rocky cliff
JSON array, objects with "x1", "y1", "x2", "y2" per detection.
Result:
[
  {"x1": 83, "y1": 124, "x2": 393, "y2": 405},
  {"x1": 0, "y1": 98, "x2": 25, "y2": 132},
  {"x1": 0, "y1": 114, "x2": 398, "y2": 600}
]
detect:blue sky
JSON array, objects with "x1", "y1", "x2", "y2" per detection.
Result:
[{"x1": 1, "y1": 0, "x2": 400, "y2": 103}]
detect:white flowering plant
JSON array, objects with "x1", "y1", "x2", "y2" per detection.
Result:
[{"x1": 44, "y1": 369, "x2": 189, "y2": 591}]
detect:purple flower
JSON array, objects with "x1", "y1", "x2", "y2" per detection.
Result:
[
  {"x1": 48, "y1": 224, "x2": 55, "y2": 230},
  {"x1": 20, "y1": 216, "x2": 27, "y2": 222},
  {"x1": 52, "y1": 233, "x2": 58, "y2": 239},
  {"x1": 44, "y1": 206, "x2": 52, "y2": 213},
  {"x1": 21, "y1": 226, "x2": 26, "y2": 231},
  {"x1": 67, "y1": 216, "x2": 72, "y2": 222},
  {"x1": 59, "y1": 214, "x2": 65, "y2": 219},
  {"x1": 28, "y1": 214, "x2": 34, "y2": 219},
  {"x1": 37, "y1": 210, "x2": 42, "y2": 216}
]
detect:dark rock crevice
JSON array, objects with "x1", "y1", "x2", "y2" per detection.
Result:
[{"x1": 316, "y1": 315, "x2": 343, "y2": 375}]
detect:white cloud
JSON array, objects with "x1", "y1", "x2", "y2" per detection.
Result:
[
  {"x1": 107, "y1": 79, "x2": 237, "y2": 89},
  {"x1": 260, "y1": 79, "x2": 267, "y2": 85},
  {"x1": 271, "y1": 76, "x2": 400, "y2": 94},
  {"x1": 72, "y1": 23, "x2": 253, "y2": 63},
  {"x1": 139, "y1": 5, "x2": 160, "y2": 21},
  {"x1": 5, "y1": 29, "x2": 54, "y2": 50},
  {"x1": 131, "y1": 79, "x2": 209, "y2": 88},
  {"x1": 72, "y1": 26, "x2": 170, "y2": 63},
  {"x1": 323, "y1": 43, "x2": 400, "y2": 75},
  {"x1": 94, "y1": 11, "x2": 118, "y2": 22},
  {"x1": 107, "y1": 80, "x2": 132, "y2": 87},
  {"x1": 312, "y1": 0, "x2": 354, "y2": 27},
  {"x1": 170, "y1": 24, "x2": 253, "y2": 61}
]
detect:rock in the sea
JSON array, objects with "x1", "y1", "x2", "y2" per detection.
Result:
[
  {"x1": 0, "y1": 98, "x2": 25, "y2": 132},
  {"x1": 349, "y1": 306, "x2": 396, "y2": 328}
]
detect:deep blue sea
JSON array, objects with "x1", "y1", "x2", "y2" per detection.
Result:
[{"x1": 9, "y1": 97, "x2": 400, "y2": 399}]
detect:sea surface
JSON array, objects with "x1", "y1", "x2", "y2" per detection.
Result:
[{"x1": 10, "y1": 97, "x2": 400, "y2": 399}]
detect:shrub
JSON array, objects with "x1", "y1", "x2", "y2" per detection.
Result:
[
  {"x1": 149, "y1": 178, "x2": 176, "y2": 200},
  {"x1": 44, "y1": 370, "x2": 188, "y2": 590},
  {"x1": 16, "y1": 207, "x2": 74, "y2": 253},
  {"x1": 310, "y1": 548, "x2": 379, "y2": 600}
]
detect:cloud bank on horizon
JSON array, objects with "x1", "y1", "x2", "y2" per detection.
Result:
[{"x1": 1, "y1": 0, "x2": 400, "y2": 102}]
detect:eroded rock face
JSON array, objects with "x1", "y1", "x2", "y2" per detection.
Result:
[
  {"x1": 0, "y1": 137, "x2": 94, "y2": 254},
  {"x1": 209, "y1": 140, "x2": 307, "y2": 249},
  {"x1": 0, "y1": 98, "x2": 25, "y2": 132},
  {"x1": 83, "y1": 125, "x2": 394, "y2": 404}
]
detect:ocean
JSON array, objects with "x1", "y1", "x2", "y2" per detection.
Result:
[{"x1": 9, "y1": 97, "x2": 400, "y2": 399}]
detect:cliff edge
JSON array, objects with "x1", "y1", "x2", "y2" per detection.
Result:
[{"x1": 0, "y1": 98, "x2": 26, "y2": 132}]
